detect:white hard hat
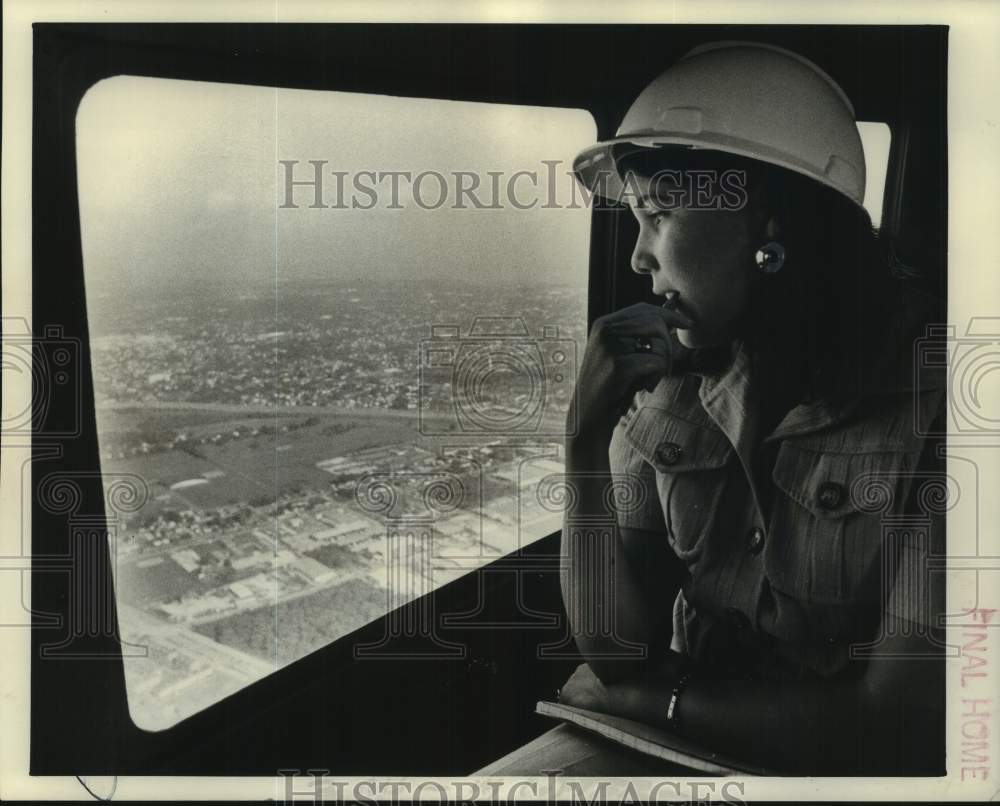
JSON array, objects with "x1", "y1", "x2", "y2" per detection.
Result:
[{"x1": 573, "y1": 41, "x2": 867, "y2": 212}]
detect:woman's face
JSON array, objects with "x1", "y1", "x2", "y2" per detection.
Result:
[{"x1": 627, "y1": 172, "x2": 758, "y2": 349}]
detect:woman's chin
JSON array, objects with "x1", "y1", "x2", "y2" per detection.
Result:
[
  {"x1": 676, "y1": 327, "x2": 729, "y2": 350},
  {"x1": 676, "y1": 328, "x2": 705, "y2": 349}
]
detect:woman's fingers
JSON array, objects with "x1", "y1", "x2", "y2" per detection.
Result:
[
  {"x1": 607, "y1": 332, "x2": 671, "y2": 359},
  {"x1": 572, "y1": 302, "x2": 688, "y2": 436},
  {"x1": 607, "y1": 301, "x2": 696, "y2": 330}
]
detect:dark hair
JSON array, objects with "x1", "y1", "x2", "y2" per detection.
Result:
[{"x1": 615, "y1": 145, "x2": 901, "y2": 410}]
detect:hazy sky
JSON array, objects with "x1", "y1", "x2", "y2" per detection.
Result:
[
  {"x1": 76, "y1": 76, "x2": 597, "y2": 294},
  {"x1": 76, "y1": 76, "x2": 888, "y2": 298}
]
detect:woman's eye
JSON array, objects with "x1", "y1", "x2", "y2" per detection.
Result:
[{"x1": 633, "y1": 206, "x2": 670, "y2": 227}]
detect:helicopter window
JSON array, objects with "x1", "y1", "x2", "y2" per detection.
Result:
[{"x1": 76, "y1": 75, "x2": 595, "y2": 730}]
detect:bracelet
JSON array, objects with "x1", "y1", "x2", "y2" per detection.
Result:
[{"x1": 665, "y1": 670, "x2": 694, "y2": 731}]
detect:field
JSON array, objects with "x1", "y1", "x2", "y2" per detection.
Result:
[
  {"x1": 116, "y1": 555, "x2": 210, "y2": 607},
  {"x1": 100, "y1": 408, "x2": 421, "y2": 515}
]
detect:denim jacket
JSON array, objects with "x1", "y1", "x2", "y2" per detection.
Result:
[{"x1": 608, "y1": 284, "x2": 947, "y2": 680}]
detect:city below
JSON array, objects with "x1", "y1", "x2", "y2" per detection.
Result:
[{"x1": 88, "y1": 277, "x2": 587, "y2": 729}]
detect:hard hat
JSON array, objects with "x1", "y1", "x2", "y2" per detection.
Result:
[{"x1": 573, "y1": 41, "x2": 867, "y2": 212}]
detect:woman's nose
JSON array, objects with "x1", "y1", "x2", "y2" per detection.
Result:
[{"x1": 630, "y1": 233, "x2": 656, "y2": 276}]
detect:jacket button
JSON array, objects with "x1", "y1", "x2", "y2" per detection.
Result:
[
  {"x1": 817, "y1": 481, "x2": 845, "y2": 510},
  {"x1": 655, "y1": 441, "x2": 683, "y2": 466},
  {"x1": 724, "y1": 606, "x2": 750, "y2": 631},
  {"x1": 747, "y1": 527, "x2": 765, "y2": 555}
]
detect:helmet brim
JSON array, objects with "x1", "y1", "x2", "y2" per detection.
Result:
[{"x1": 573, "y1": 135, "x2": 869, "y2": 222}]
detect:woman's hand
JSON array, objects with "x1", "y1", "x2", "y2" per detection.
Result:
[
  {"x1": 557, "y1": 662, "x2": 616, "y2": 713},
  {"x1": 567, "y1": 303, "x2": 694, "y2": 441},
  {"x1": 557, "y1": 655, "x2": 692, "y2": 723}
]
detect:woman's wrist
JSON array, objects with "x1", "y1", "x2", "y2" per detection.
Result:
[
  {"x1": 604, "y1": 652, "x2": 695, "y2": 726},
  {"x1": 665, "y1": 667, "x2": 695, "y2": 733}
]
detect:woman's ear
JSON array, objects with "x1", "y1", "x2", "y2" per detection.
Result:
[{"x1": 745, "y1": 179, "x2": 776, "y2": 242}]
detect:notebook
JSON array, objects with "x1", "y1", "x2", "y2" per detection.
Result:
[{"x1": 535, "y1": 701, "x2": 773, "y2": 776}]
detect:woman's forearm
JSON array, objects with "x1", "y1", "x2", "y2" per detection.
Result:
[
  {"x1": 613, "y1": 676, "x2": 860, "y2": 772},
  {"x1": 560, "y1": 428, "x2": 658, "y2": 683},
  {"x1": 607, "y1": 666, "x2": 932, "y2": 774}
]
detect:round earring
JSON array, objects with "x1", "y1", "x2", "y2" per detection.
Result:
[{"x1": 755, "y1": 241, "x2": 786, "y2": 274}]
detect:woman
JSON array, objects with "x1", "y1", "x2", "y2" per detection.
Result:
[{"x1": 480, "y1": 41, "x2": 947, "y2": 776}]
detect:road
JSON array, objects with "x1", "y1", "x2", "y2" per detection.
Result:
[{"x1": 98, "y1": 400, "x2": 568, "y2": 431}]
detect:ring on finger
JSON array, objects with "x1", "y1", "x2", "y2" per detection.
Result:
[{"x1": 633, "y1": 336, "x2": 653, "y2": 353}]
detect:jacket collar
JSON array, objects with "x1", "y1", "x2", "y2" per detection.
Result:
[{"x1": 672, "y1": 283, "x2": 947, "y2": 444}]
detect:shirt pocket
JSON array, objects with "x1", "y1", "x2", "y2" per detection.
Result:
[
  {"x1": 622, "y1": 405, "x2": 734, "y2": 556},
  {"x1": 767, "y1": 441, "x2": 918, "y2": 605}
]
